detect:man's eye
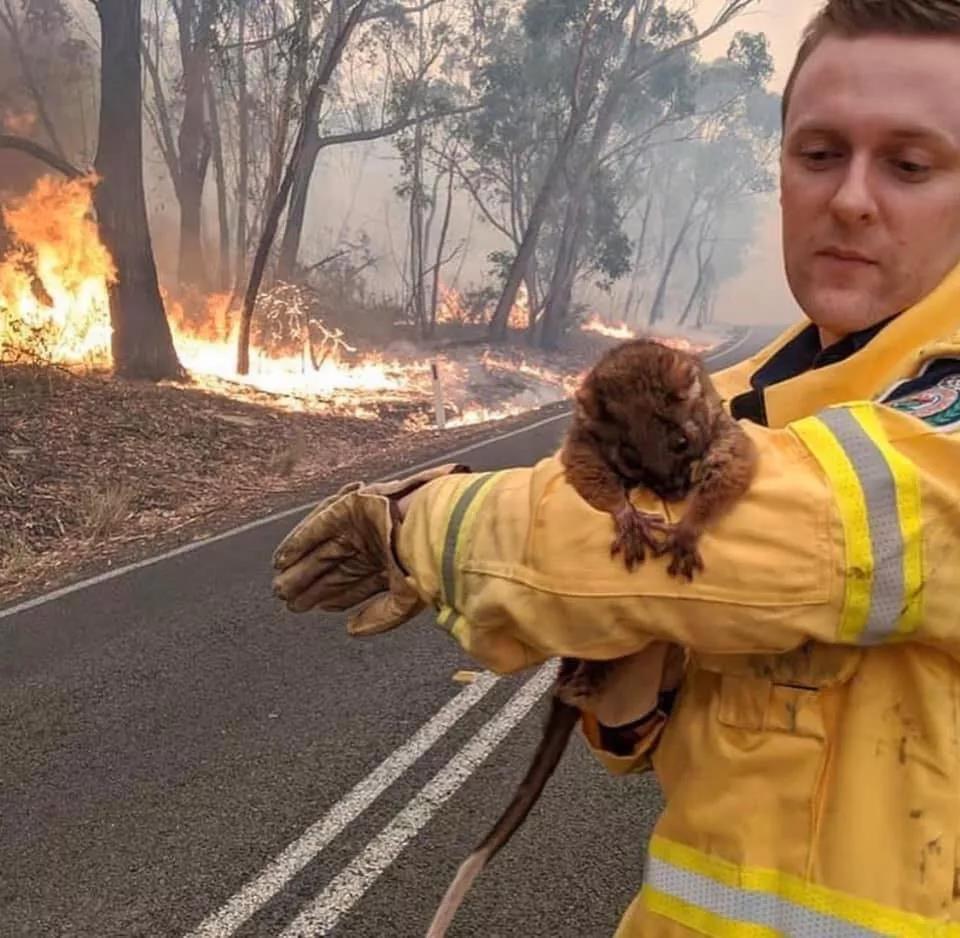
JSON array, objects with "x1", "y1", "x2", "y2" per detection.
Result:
[
  {"x1": 893, "y1": 159, "x2": 931, "y2": 179},
  {"x1": 800, "y1": 149, "x2": 840, "y2": 167}
]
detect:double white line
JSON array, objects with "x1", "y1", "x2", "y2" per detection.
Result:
[{"x1": 186, "y1": 663, "x2": 555, "y2": 938}]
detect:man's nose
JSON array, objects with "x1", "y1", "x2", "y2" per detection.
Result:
[{"x1": 828, "y1": 155, "x2": 879, "y2": 227}]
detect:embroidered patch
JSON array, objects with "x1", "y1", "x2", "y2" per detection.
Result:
[{"x1": 887, "y1": 374, "x2": 960, "y2": 431}]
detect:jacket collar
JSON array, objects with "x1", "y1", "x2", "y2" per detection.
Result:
[
  {"x1": 730, "y1": 317, "x2": 896, "y2": 425},
  {"x1": 725, "y1": 260, "x2": 960, "y2": 428}
]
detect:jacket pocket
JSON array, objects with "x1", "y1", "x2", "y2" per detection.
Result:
[{"x1": 704, "y1": 641, "x2": 863, "y2": 740}]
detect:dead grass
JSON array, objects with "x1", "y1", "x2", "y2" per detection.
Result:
[
  {"x1": 0, "y1": 528, "x2": 33, "y2": 580},
  {"x1": 76, "y1": 482, "x2": 135, "y2": 541},
  {"x1": 269, "y1": 431, "x2": 308, "y2": 478}
]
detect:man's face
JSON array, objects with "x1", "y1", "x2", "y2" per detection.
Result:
[{"x1": 781, "y1": 33, "x2": 960, "y2": 342}]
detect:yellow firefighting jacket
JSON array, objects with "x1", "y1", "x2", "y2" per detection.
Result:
[{"x1": 396, "y1": 260, "x2": 960, "y2": 937}]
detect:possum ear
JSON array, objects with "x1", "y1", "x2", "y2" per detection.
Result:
[
  {"x1": 575, "y1": 381, "x2": 603, "y2": 420},
  {"x1": 573, "y1": 384, "x2": 597, "y2": 420},
  {"x1": 665, "y1": 358, "x2": 700, "y2": 401}
]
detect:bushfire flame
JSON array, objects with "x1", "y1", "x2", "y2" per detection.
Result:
[
  {"x1": 0, "y1": 175, "x2": 574, "y2": 427},
  {"x1": 436, "y1": 282, "x2": 529, "y2": 331},
  {"x1": 580, "y1": 313, "x2": 637, "y2": 340},
  {"x1": 164, "y1": 288, "x2": 420, "y2": 399},
  {"x1": 0, "y1": 174, "x2": 114, "y2": 366}
]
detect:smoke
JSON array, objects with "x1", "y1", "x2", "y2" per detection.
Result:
[{"x1": 0, "y1": 2, "x2": 99, "y2": 198}]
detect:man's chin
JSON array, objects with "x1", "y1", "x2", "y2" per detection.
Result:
[{"x1": 799, "y1": 287, "x2": 886, "y2": 338}]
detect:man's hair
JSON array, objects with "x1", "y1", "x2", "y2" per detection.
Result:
[{"x1": 782, "y1": 0, "x2": 960, "y2": 125}]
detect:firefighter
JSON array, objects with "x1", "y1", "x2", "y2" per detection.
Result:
[{"x1": 273, "y1": 2, "x2": 960, "y2": 934}]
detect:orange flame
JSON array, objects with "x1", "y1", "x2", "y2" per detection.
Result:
[
  {"x1": 0, "y1": 174, "x2": 114, "y2": 366},
  {"x1": 435, "y1": 282, "x2": 530, "y2": 331},
  {"x1": 164, "y1": 286, "x2": 426, "y2": 400},
  {"x1": 0, "y1": 176, "x2": 579, "y2": 428},
  {"x1": 580, "y1": 313, "x2": 636, "y2": 340}
]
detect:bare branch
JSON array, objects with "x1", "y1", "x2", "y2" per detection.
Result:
[
  {"x1": 0, "y1": 133, "x2": 84, "y2": 178},
  {"x1": 449, "y1": 161, "x2": 514, "y2": 241},
  {"x1": 362, "y1": 0, "x2": 445, "y2": 23},
  {"x1": 627, "y1": 0, "x2": 757, "y2": 83},
  {"x1": 0, "y1": 0, "x2": 68, "y2": 160},
  {"x1": 315, "y1": 104, "x2": 478, "y2": 151},
  {"x1": 141, "y1": 40, "x2": 182, "y2": 196}
]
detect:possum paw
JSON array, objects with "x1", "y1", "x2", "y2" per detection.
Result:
[
  {"x1": 555, "y1": 659, "x2": 613, "y2": 707},
  {"x1": 611, "y1": 507, "x2": 668, "y2": 571},
  {"x1": 659, "y1": 524, "x2": 705, "y2": 580}
]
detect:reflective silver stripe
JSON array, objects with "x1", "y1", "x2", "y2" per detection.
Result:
[
  {"x1": 646, "y1": 858, "x2": 884, "y2": 938},
  {"x1": 441, "y1": 474, "x2": 493, "y2": 606},
  {"x1": 818, "y1": 408, "x2": 904, "y2": 645}
]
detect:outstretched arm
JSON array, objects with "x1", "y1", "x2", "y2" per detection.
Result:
[{"x1": 393, "y1": 400, "x2": 951, "y2": 674}]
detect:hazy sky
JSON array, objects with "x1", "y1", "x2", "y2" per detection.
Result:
[
  {"x1": 691, "y1": 0, "x2": 823, "y2": 327},
  {"x1": 698, "y1": 1, "x2": 821, "y2": 90}
]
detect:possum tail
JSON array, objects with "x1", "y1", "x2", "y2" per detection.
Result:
[{"x1": 425, "y1": 695, "x2": 580, "y2": 938}]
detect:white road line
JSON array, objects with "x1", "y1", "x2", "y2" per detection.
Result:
[
  {"x1": 184, "y1": 671, "x2": 501, "y2": 938},
  {"x1": 278, "y1": 663, "x2": 556, "y2": 938},
  {"x1": 0, "y1": 411, "x2": 570, "y2": 622}
]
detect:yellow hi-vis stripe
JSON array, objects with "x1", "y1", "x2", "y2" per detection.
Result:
[
  {"x1": 853, "y1": 405, "x2": 924, "y2": 639},
  {"x1": 438, "y1": 471, "x2": 504, "y2": 612},
  {"x1": 792, "y1": 403, "x2": 923, "y2": 645},
  {"x1": 644, "y1": 835, "x2": 960, "y2": 938}
]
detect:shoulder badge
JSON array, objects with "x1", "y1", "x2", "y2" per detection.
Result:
[{"x1": 885, "y1": 371, "x2": 960, "y2": 431}]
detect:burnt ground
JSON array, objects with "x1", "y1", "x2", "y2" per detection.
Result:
[{"x1": 0, "y1": 350, "x2": 577, "y2": 606}]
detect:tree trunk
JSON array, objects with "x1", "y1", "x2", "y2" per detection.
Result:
[
  {"x1": 176, "y1": 1, "x2": 212, "y2": 290},
  {"x1": 93, "y1": 0, "x2": 183, "y2": 381},
  {"x1": 428, "y1": 155, "x2": 456, "y2": 336},
  {"x1": 524, "y1": 267, "x2": 539, "y2": 344},
  {"x1": 678, "y1": 258, "x2": 704, "y2": 326},
  {"x1": 276, "y1": 121, "x2": 321, "y2": 282},
  {"x1": 487, "y1": 137, "x2": 572, "y2": 342},
  {"x1": 678, "y1": 222, "x2": 714, "y2": 327},
  {"x1": 623, "y1": 194, "x2": 653, "y2": 324},
  {"x1": 207, "y1": 71, "x2": 231, "y2": 292},
  {"x1": 0, "y1": 0, "x2": 67, "y2": 160},
  {"x1": 696, "y1": 264, "x2": 717, "y2": 328},
  {"x1": 648, "y1": 198, "x2": 697, "y2": 325},
  {"x1": 261, "y1": 3, "x2": 308, "y2": 240},
  {"x1": 538, "y1": 183, "x2": 589, "y2": 349},
  {"x1": 234, "y1": 0, "x2": 249, "y2": 290},
  {"x1": 408, "y1": 123, "x2": 429, "y2": 338},
  {"x1": 538, "y1": 61, "x2": 629, "y2": 348}
]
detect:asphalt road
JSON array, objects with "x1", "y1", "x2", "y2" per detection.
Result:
[{"x1": 0, "y1": 325, "x2": 783, "y2": 938}]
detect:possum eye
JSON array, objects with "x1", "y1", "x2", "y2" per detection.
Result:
[{"x1": 670, "y1": 432, "x2": 690, "y2": 455}]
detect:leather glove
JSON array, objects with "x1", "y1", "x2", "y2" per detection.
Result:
[
  {"x1": 272, "y1": 463, "x2": 470, "y2": 635},
  {"x1": 586, "y1": 642, "x2": 686, "y2": 727}
]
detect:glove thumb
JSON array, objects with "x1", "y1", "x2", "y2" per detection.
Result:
[{"x1": 347, "y1": 590, "x2": 425, "y2": 636}]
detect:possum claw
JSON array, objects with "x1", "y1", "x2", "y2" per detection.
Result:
[
  {"x1": 611, "y1": 507, "x2": 668, "y2": 571},
  {"x1": 660, "y1": 524, "x2": 705, "y2": 580}
]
